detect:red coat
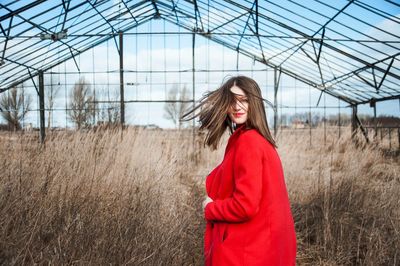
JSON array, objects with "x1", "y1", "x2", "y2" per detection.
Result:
[{"x1": 204, "y1": 125, "x2": 296, "y2": 266}]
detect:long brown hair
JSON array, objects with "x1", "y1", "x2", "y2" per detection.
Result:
[{"x1": 181, "y1": 75, "x2": 276, "y2": 150}]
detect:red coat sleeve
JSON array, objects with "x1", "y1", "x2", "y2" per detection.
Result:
[{"x1": 204, "y1": 132, "x2": 263, "y2": 223}]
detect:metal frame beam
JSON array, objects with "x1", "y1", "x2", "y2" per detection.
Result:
[
  {"x1": 0, "y1": 0, "x2": 398, "y2": 110},
  {"x1": 119, "y1": 31, "x2": 125, "y2": 126},
  {"x1": 87, "y1": 0, "x2": 120, "y2": 53},
  {"x1": 193, "y1": 0, "x2": 204, "y2": 32},
  {"x1": 38, "y1": 71, "x2": 45, "y2": 143},
  {"x1": 0, "y1": 16, "x2": 13, "y2": 66},
  {"x1": 323, "y1": 54, "x2": 400, "y2": 89},
  {"x1": 0, "y1": 1, "x2": 152, "y2": 83},
  {"x1": 0, "y1": 16, "x2": 152, "y2": 93},
  {"x1": 151, "y1": 0, "x2": 161, "y2": 18},
  {"x1": 0, "y1": 0, "x2": 48, "y2": 22},
  {"x1": 223, "y1": 0, "x2": 400, "y2": 83},
  {"x1": 273, "y1": 67, "x2": 282, "y2": 137},
  {"x1": 275, "y1": 0, "x2": 354, "y2": 66},
  {"x1": 121, "y1": 0, "x2": 138, "y2": 24},
  {"x1": 61, "y1": 0, "x2": 70, "y2": 31}
]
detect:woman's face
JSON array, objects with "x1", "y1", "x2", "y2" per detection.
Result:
[{"x1": 228, "y1": 85, "x2": 248, "y2": 125}]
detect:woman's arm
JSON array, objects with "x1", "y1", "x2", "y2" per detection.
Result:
[{"x1": 204, "y1": 132, "x2": 263, "y2": 223}]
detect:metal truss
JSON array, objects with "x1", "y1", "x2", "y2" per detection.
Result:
[{"x1": 0, "y1": 0, "x2": 399, "y2": 106}]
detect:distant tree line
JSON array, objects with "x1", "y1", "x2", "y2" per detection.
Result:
[
  {"x1": 0, "y1": 76, "x2": 121, "y2": 131},
  {"x1": 279, "y1": 112, "x2": 400, "y2": 128},
  {"x1": 1, "y1": 80, "x2": 399, "y2": 130}
]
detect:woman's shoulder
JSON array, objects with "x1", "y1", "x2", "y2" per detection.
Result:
[
  {"x1": 236, "y1": 128, "x2": 267, "y2": 146},
  {"x1": 238, "y1": 128, "x2": 276, "y2": 150}
]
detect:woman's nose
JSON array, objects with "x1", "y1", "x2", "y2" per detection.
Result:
[{"x1": 234, "y1": 100, "x2": 241, "y2": 111}]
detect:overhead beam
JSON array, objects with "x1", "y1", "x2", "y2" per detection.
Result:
[
  {"x1": 151, "y1": 0, "x2": 161, "y2": 18},
  {"x1": 323, "y1": 53, "x2": 400, "y2": 88},
  {"x1": 61, "y1": 0, "x2": 70, "y2": 31},
  {"x1": 255, "y1": 0, "x2": 258, "y2": 35},
  {"x1": 0, "y1": 0, "x2": 151, "y2": 82},
  {"x1": 357, "y1": 95, "x2": 400, "y2": 105},
  {"x1": 121, "y1": 0, "x2": 138, "y2": 24},
  {"x1": 0, "y1": 3, "x2": 81, "y2": 56},
  {"x1": 223, "y1": 0, "x2": 400, "y2": 82},
  {"x1": 237, "y1": 0, "x2": 257, "y2": 50},
  {"x1": 0, "y1": 16, "x2": 152, "y2": 93},
  {"x1": 250, "y1": 4, "x2": 266, "y2": 62},
  {"x1": 372, "y1": 57, "x2": 395, "y2": 93},
  {"x1": 0, "y1": 16, "x2": 13, "y2": 66},
  {"x1": 0, "y1": 0, "x2": 48, "y2": 22},
  {"x1": 87, "y1": 0, "x2": 120, "y2": 53},
  {"x1": 209, "y1": 12, "x2": 248, "y2": 33},
  {"x1": 169, "y1": 0, "x2": 180, "y2": 24},
  {"x1": 279, "y1": 0, "x2": 354, "y2": 66},
  {"x1": 192, "y1": 0, "x2": 205, "y2": 32}
]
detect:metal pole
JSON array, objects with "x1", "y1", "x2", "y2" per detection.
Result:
[
  {"x1": 38, "y1": 71, "x2": 45, "y2": 143},
  {"x1": 119, "y1": 31, "x2": 125, "y2": 126},
  {"x1": 273, "y1": 68, "x2": 278, "y2": 137},
  {"x1": 351, "y1": 104, "x2": 357, "y2": 139},
  {"x1": 370, "y1": 99, "x2": 377, "y2": 139},
  {"x1": 373, "y1": 103, "x2": 377, "y2": 138},
  {"x1": 192, "y1": 32, "x2": 196, "y2": 151},
  {"x1": 338, "y1": 99, "x2": 341, "y2": 139},
  {"x1": 398, "y1": 128, "x2": 400, "y2": 151}
]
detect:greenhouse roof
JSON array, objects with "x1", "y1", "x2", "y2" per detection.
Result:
[{"x1": 1, "y1": 0, "x2": 399, "y2": 105}]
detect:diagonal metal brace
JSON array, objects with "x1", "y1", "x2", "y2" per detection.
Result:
[
  {"x1": 0, "y1": 16, "x2": 13, "y2": 66},
  {"x1": 355, "y1": 113, "x2": 370, "y2": 143},
  {"x1": 68, "y1": 47, "x2": 80, "y2": 72},
  {"x1": 61, "y1": 0, "x2": 70, "y2": 32},
  {"x1": 371, "y1": 57, "x2": 395, "y2": 93},
  {"x1": 27, "y1": 68, "x2": 39, "y2": 96}
]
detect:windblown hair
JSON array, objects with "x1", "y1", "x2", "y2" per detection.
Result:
[{"x1": 181, "y1": 75, "x2": 276, "y2": 150}]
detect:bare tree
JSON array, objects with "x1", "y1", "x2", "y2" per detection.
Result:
[
  {"x1": 45, "y1": 75, "x2": 61, "y2": 129},
  {"x1": 0, "y1": 85, "x2": 32, "y2": 131},
  {"x1": 98, "y1": 87, "x2": 120, "y2": 125},
  {"x1": 163, "y1": 84, "x2": 190, "y2": 129},
  {"x1": 68, "y1": 77, "x2": 97, "y2": 129}
]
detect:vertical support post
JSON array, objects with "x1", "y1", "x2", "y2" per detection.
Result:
[
  {"x1": 309, "y1": 111, "x2": 312, "y2": 146},
  {"x1": 338, "y1": 104, "x2": 341, "y2": 139},
  {"x1": 38, "y1": 71, "x2": 45, "y2": 144},
  {"x1": 192, "y1": 32, "x2": 196, "y2": 150},
  {"x1": 273, "y1": 68, "x2": 279, "y2": 137},
  {"x1": 323, "y1": 93, "x2": 326, "y2": 146},
  {"x1": 351, "y1": 104, "x2": 358, "y2": 139},
  {"x1": 373, "y1": 103, "x2": 377, "y2": 139},
  {"x1": 397, "y1": 128, "x2": 400, "y2": 151},
  {"x1": 370, "y1": 99, "x2": 377, "y2": 139},
  {"x1": 119, "y1": 31, "x2": 125, "y2": 126}
]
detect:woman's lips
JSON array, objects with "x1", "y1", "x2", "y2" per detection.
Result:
[{"x1": 234, "y1": 113, "x2": 244, "y2": 117}]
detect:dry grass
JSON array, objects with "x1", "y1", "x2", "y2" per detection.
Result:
[
  {"x1": 278, "y1": 127, "x2": 400, "y2": 265},
  {"x1": 0, "y1": 126, "x2": 399, "y2": 265}
]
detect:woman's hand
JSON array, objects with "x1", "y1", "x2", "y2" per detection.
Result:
[{"x1": 202, "y1": 196, "x2": 213, "y2": 210}]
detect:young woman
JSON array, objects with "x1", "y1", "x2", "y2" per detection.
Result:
[{"x1": 182, "y1": 75, "x2": 296, "y2": 265}]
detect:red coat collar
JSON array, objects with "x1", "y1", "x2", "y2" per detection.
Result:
[
  {"x1": 225, "y1": 124, "x2": 247, "y2": 157},
  {"x1": 232, "y1": 123, "x2": 246, "y2": 136}
]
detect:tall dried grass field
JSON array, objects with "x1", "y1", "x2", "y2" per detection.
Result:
[{"x1": 0, "y1": 127, "x2": 399, "y2": 265}]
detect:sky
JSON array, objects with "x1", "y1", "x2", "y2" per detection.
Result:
[{"x1": 1, "y1": 1, "x2": 399, "y2": 129}]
